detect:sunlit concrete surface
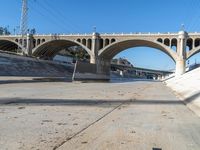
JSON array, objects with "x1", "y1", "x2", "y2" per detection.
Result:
[
  {"x1": 0, "y1": 78, "x2": 200, "y2": 150},
  {"x1": 166, "y1": 67, "x2": 200, "y2": 117}
]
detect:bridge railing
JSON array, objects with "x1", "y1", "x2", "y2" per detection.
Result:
[
  {"x1": 24, "y1": 32, "x2": 179, "y2": 36},
  {"x1": 1, "y1": 32, "x2": 200, "y2": 37}
]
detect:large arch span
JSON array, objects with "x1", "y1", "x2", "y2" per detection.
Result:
[
  {"x1": 32, "y1": 39, "x2": 92, "y2": 58},
  {"x1": 187, "y1": 46, "x2": 200, "y2": 60},
  {"x1": 0, "y1": 39, "x2": 22, "y2": 52},
  {"x1": 98, "y1": 39, "x2": 178, "y2": 62}
]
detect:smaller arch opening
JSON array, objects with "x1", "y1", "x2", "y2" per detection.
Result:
[
  {"x1": 164, "y1": 38, "x2": 170, "y2": 46},
  {"x1": 33, "y1": 39, "x2": 36, "y2": 48},
  {"x1": 111, "y1": 38, "x2": 116, "y2": 43},
  {"x1": 42, "y1": 39, "x2": 45, "y2": 43},
  {"x1": 37, "y1": 39, "x2": 41, "y2": 45},
  {"x1": 82, "y1": 39, "x2": 86, "y2": 46},
  {"x1": 19, "y1": 39, "x2": 22, "y2": 45},
  {"x1": 105, "y1": 39, "x2": 110, "y2": 46},
  {"x1": 99, "y1": 38, "x2": 103, "y2": 49},
  {"x1": 186, "y1": 38, "x2": 193, "y2": 51},
  {"x1": 195, "y1": 38, "x2": 200, "y2": 47},
  {"x1": 171, "y1": 38, "x2": 177, "y2": 52},
  {"x1": 157, "y1": 38, "x2": 163, "y2": 43},
  {"x1": 87, "y1": 39, "x2": 92, "y2": 49},
  {"x1": 77, "y1": 39, "x2": 81, "y2": 43},
  {"x1": 23, "y1": 39, "x2": 27, "y2": 47},
  {"x1": 15, "y1": 39, "x2": 19, "y2": 43}
]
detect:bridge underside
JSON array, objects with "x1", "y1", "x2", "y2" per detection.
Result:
[
  {"x1": 32, "y1": 40, "x2": 79, "y2": 59},
  {"x1": 187, "y1": 48, "x2": 200, "y2": 60},
  {"x1": 96, "y1": 39, "x2": 177, "y2": 78},
  {"x1": 0, "y1": 40, "x2": 20, "y2": 52},
  {"x1": 98, "y1": 39, "x2": 177, "y2": 62}
]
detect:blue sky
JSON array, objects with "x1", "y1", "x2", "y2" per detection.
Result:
[{"x1": 1, "y1": 0, "x2": 200, "y2": 70}]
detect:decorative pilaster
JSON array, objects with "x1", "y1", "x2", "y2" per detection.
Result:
[{"x1": 90, "y1": 32, "x2": 100, "y2": 64}]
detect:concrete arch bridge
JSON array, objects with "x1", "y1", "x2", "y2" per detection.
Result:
[{"x1": 0, "y1": 30, "x2": 199, "y2": 78}]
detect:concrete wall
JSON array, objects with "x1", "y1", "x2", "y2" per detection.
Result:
[
  {"x1": 165, "y1": 67, "x2": 200, "y2": 117},
  {"x1": 0, "y1": 53, "x2": 73, "y2": 78},
  {"x1": 73, "y1": 61, "x2": 109, "y2": 81}
]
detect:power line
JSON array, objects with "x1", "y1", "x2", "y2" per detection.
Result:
[
  {"x1": 29, "y1": 0, "x2": 72, "y2": 33},
  {"x1": 42, "y1": 0, "x2": 82, "y2": 33},
  {"x1": 31, "y1": 0, "x2": 79, "y2": 33}
]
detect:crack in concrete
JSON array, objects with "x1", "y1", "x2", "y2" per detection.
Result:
[
  {"x1": 53, "y1": 84, "x2": 153, "y2": 149},
  {"x1": 52, "y1": 101, "x2": 127, "y2": 150}
]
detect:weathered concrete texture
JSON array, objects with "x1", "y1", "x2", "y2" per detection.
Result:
[
  {"x1": 58, "y1": 82, "x2": 200, "y2": 150},
  {"x1": 0, "y1": 104, "x2": 118, "y2": 150},
  {"x1": 0, "y1": 79, "x2": 200, "y2": 150},
  {"x1": 166, "y1": 67, "x2": 200, "y2": 117},
  {"x1": 72, "y1": 61, "x2": 110, "y2": 81},
  {"x1": 0, "y1": 53, "x2": 73, "y2": 77}
]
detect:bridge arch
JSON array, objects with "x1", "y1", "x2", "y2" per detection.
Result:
[
  {"x1": 32, "y1": 39, "x2": 91, "y2": 58},
  {"x1": 187, "y1": 46, "x2": 200, "y2": 60},
  {"x1": 98, "y1": 39, "x2": 177, "y2": 62},
  {"x1": 0, "y1": 39, "x2": 23, "y2": 52}
]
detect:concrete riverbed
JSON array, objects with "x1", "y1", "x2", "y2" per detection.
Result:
[{"x1": 0, "y1": 78, "x2": 200, "y2": 150}]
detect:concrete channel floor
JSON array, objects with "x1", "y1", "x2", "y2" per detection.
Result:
[{"x1": 0, "y1": 78, "x2": 200, "y2": 150}]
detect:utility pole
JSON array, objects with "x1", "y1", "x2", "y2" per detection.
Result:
[{"x1": 20, "y1": 0, "x2": 28, "y2": 55}]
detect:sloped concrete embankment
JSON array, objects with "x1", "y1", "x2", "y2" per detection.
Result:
[
  {"x1": 165, "y1": 68, "x2": 200, "y2": 117},
  {"x1": 0, "y1": 53, "x2": 73, "y2": 78}
]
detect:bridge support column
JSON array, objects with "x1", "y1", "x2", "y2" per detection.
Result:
[
  {"x1": 90, "y1": 55, "x2": 96, "y2": 64},
  {"x1": 22, "y1": 34, "x2": 34, "y2": 56},
  {"x1": 90, "y1": 32, "x2": 110, "y2": 80},
  {"x1": 175, "y1": 31, "x2": 187, "y2": 77},
  {"x1": 176, "y1": 58, "x2": 186, "y2": 76},
  {"x1": 90, "y1": 32, "x2": 100, "y2": 64},
  {"x1": 97, "y1": 58, "x2": 111, "y2": 75},
  {"x1": 26, "y1": 34, "x2": 34, "y2": 56}
]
